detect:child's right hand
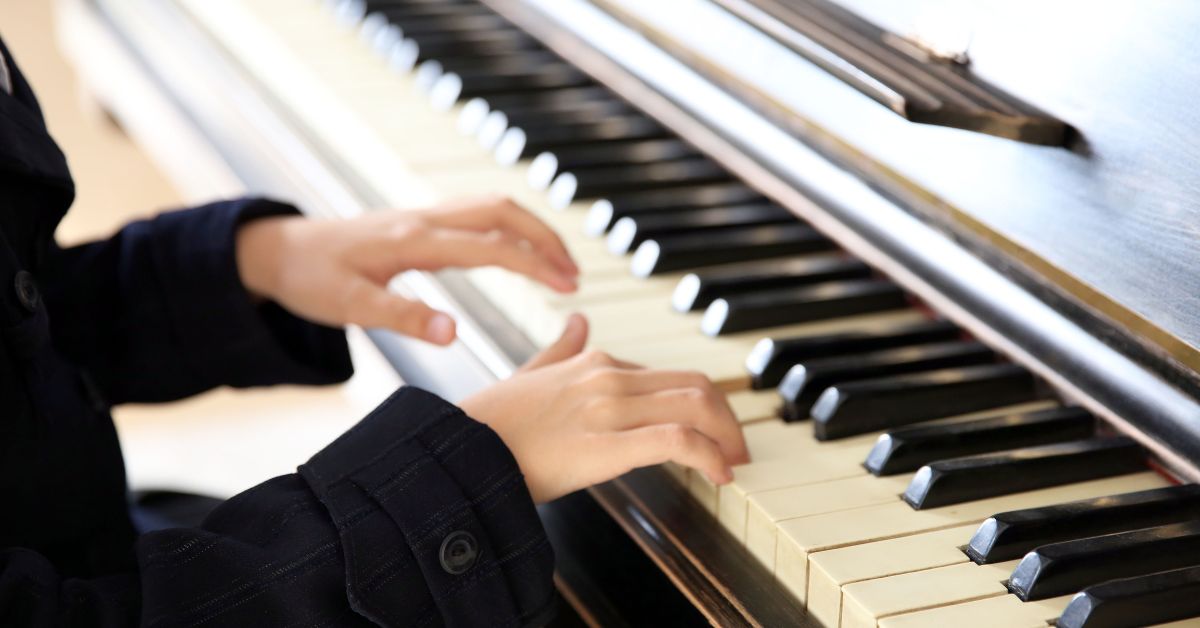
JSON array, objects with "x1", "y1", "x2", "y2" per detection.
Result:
[{"x1": 459, "y1": 314, "x2": 750, "y2": 503}]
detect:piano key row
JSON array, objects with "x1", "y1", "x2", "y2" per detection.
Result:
[{"x1": 295, "y1": 2, "x2": 1200, "y2": 625}]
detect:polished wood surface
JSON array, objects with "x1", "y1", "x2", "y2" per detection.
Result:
[
  {"x1": 541, "y1": 490, "x2": 709, "y2": 627},
  {"x1": 712, "y1": 0, "x2": 1070, "y2": 145},
  {"x1": 598, "y1": 0, "x2": 1200, "y2": 391},
  {"x1": 590, "y1": 469, "x2": 813, "y2": 627}
]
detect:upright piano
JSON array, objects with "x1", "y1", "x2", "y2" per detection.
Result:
[{"x1": 60, "y1": 0, "x2": 1200, "y2": 625}]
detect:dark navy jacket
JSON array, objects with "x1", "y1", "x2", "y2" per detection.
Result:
[{"x1": 0, "y1": 40, "x2": 554, "y2": 627}]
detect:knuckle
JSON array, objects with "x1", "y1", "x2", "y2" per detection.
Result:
[
  {"x1": 590, "y1": 350, "x2": 617, "y2": 366},
  {"x1": 390, "y1": 221, "x2": 428, "y2": 241},
  {"x1": 679, "y1": 386, "x2": 710, "y2": 408},
  {"x1": 685, "y1": 370, "x2": 713, "y2": 389},
  {"x1": 481, "y1": 193, "x2": 509, "y2": 210},
  {"x1": 581, "y1": 395, "x2": 620, "y2": 423},
  {"x1": 659, "y1": 424, "x2": 692, "y2": 452},
  {"x1": 581, "y1": 368, "x2": 625, "y2": 394}
]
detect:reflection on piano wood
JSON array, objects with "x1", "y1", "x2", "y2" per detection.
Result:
[{"x1": 73, "y1": 0, "x2": 1200, "y2": 625}]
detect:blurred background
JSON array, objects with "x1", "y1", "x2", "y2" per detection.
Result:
[{"x1": 0, "y1": 2, "x2": 401, "y2": 500}]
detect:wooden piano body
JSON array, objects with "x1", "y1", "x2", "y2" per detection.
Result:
[{"x1": 59, "y1": 0, "x2": 1200, "y2": 624}]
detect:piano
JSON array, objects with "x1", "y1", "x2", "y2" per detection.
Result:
[{"x1": 59, "y1": 0, "x2": 1200, "y2": 624}]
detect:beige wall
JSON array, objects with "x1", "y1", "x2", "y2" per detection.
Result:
[
  {"x1": 0, "y1": 1, "x2": 181, "y2": 243},
  {"x1": 0, "y1": 2, "x2": 400, "y2": 499}
]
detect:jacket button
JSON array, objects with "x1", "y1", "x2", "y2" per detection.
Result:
[
  {"x1": 13, "y1": 271, "x2": 40, "y2": 312},
  {"x1": 438, "y1": 530, "x2": 478, "y2": 575}
]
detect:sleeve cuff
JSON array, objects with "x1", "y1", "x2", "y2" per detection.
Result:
[
  {"x1": 299, "y1": 387, "x2": 556, "y2": 627},
  {"x1": 148, "y1": 197, "x2": 352, "y2": 388}
]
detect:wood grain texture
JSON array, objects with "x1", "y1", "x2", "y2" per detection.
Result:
[
  {"x1": 830, "y1": 0, "x2": 1200, "y2": 383},
  {"x1": 713, "y1": 0, "x2": 1070, "y2": 145},
  {"x1": 594, "y1": 0, "x2": 1200, "y2": 389}
]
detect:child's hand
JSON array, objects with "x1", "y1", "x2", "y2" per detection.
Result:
[
  {"x1": 460, "y1": 315, "x2": 750, "y2": 503},
  {"x1": 235, "y1": 196, "x2": 578, "y2": 344}
]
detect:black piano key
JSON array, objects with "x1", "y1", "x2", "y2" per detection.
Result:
[
  {"x1": 485, "y1": 98, "x2": 634, "y2": 133},
  {"x1": 414, "y1": 53, "x2": 570, "y2": 93},
  {"x1": 478, "y1": 99, "x2": 637, "y2": 150},
  {"x1": 432, "y1": 67, "x2": 595, "y2": 111},
  {"x1": 966, "y1": 484, "x2": 1200, "y2": 564},
  {"x1": 671, "y1": 254, "x2": 870, "y2": 312},
  {"x1": 457, "y1": 86, "x2": 614, "y2": 135},
  {"x1": 461, "y1": 85, "x2": 612, "y2": 114},
  {"x1": 701, "y1": 280, "x2": 908, "y2": 336},
  {"x1": 1008, "y1": 519, "x2": 1200, "y2": 601},
  {"x1": 1057, "y1": 565, "x2": 1200, "y2": 628},
  {"x1": 496, "y1": 117, "x2": 670, "y2": 165},
  {"x1": 585, "y1": 183, "x2": 767, "y2": 235},
  {"x1": 529, "y1": 139, "x2": 700, "y2": 190},
  {"x1": 811, "y1": 363, "x2": 1044, "y2": 440},
  {"x1": 902, "y1": 437, "x2": 1145, "y2": 510},
  {"x1": 744, "y1": 319, "x2": 962, "y2": 388},
  {"x1": 551, "y1": 159, "x2": 733, "y2": 208},
  {"x1": 609, "y1": 204, "x2": 796, "y2": 255},
  {"x1": 381, "y1": 13, "x2": 516, "y2": 37},
  {"x1": 865, "y1": 406, "x2": 1094, "y2": 477},
  {"x1": 631, "y1": 223, "x2": 836, "y2": 277},
  {"x1": 433, "y1": 65, "x2": 593, "y2": 106},
  {"x1": 368, "y1": 2, "x2": 492, "y2": 18},
  {"x1": 393, "y1": 31, "x2": 544, "y2": 71},
  {"x1": 399, "y1": 28, "x2": 536, "y2": 50},
  {"x1": 419, "y1": 50, "x2": 565, "y2": 76},
  {"x1": 778, "y1": 341, "x2": 996, "y2": 420}
]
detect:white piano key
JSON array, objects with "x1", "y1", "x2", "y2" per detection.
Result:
[
  {"x1": 742, "y1": 402, "x2": 1058, "y2": 572},
  {"x1": 841, "y1": 559, "x2": 1021, "y2": 628},
  {"x1": 772, "y1": 472, "x2": 1168, "y2": 604},
  {"x1": 877, "y1": 593, "x2": 1073, "y2": 628},
  {"x1": 807, "y1": 523, "x2": 980, "y2": 627}
]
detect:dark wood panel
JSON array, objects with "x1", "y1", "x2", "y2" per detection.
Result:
[
  {"x1": 752, "y1": 0, "x2": 1200, "y2": 380},
  {"x1": 540, "y1": 489, "x2": 709, "y2": 627},
  {"x1": 590, "y1": 469, "x2": 813, "y2": 627},
  {"x1": 714, "y1": 0, "x2": 1070, "y2": 145}
]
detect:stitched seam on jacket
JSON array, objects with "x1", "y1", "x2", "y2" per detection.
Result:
[
  {"x1": 330, "y1": 402, "x2": 461, "y2": 480},
  {"x1": 353, "y1": 466, "x2": 520, "y2": 592},
  {"x1": 146, "y1": 541, "x2": 339, "y2": 627},
  {"x1": 402, "y1": 466, "x2": 518, "y2": 544},
  {"x1": 180, "y1": 547, "x2": 341, "y2": 628}
]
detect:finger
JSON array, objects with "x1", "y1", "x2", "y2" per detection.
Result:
[
  {"x1": 342, "y1": 277, "x2": 457, "y2": 345},
  {"x1": 422, "y1": 197, "x2": 579, "y2": 276},
  {"x1": 606, "y1": 424, "x2": 733, "y2": 485},
  {"x1": 590, "y1": 388, "x2": 750, "y2": 465},
  {"x1": 580, "y1": 368, "x2": 714, "y2": 396},
  {"x1": 521, "y1": 313, "x2": 589, "y2": 372},
  {"x1": 414, "y1": 229, "x2": 578, "y2": 293},
  {"x1": 574, "y1": 348, "x2": 644, "y2": 371}
]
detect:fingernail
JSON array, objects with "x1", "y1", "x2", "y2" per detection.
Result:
[
  {"x1": 710, "y1": 467, "x2": 734, "y2": 485},
  {"x1": 425, "y1": 313, "x2": 456, "y2": 345},
  {"x1": 556, "y1": 274, "x2": 578, "y2": 293}
]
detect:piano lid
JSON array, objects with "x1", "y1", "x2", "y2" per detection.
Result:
[{"x1": 590, "y1": 0, "x2": 1200, "y2": 389}]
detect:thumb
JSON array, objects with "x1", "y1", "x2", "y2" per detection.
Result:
[
  {"x1": 521, "y1": 313, "x2": 588, "y2": 372},
  {"x1": 346, "y1": 277, "x2": 458, "y2": 345}
]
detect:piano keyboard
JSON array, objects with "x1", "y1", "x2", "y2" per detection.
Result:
[{"x1": 170, "y1": 0, "x2": 1200, "y2": 625}]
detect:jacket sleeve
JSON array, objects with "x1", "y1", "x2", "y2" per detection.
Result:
[
  {"x1": 39, "y1": 197, "x2": 353, "y2": 404},
  {"x1": 0, "y1": 387, "x2": 558, "y2": 627}
]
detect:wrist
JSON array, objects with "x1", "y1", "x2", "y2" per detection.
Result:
[{"x1": 235, "y1": 216, "x2": 293, "y2": 301}]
